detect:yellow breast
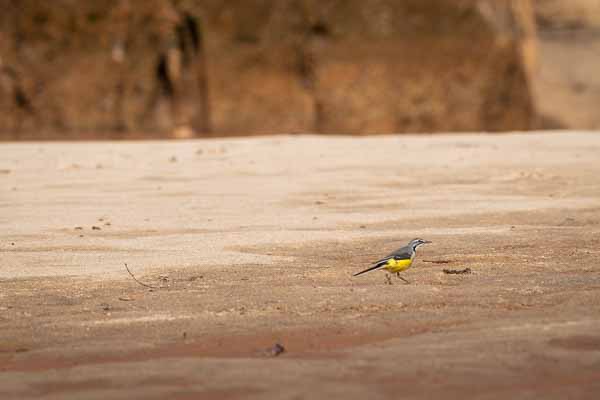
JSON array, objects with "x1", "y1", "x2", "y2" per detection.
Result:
[{"x1": 384, "y1": 258, "x2": 413, "y2": 273}]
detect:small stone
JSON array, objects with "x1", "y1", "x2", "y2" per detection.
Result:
[{"x1": 263, "y1": 343, "x2": 285, "y2": 357}]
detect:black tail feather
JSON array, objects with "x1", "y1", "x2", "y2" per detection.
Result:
[{"x1": 353, "y1": 261, "x2": 387, "y2": 277}]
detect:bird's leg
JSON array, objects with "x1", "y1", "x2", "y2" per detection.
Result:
[
  {"x1": 396, "y1": 273, "x2": 410, "y2": 284},
  {"x1": 385, "y1": 274, "x2": 393, "y2": 285}
]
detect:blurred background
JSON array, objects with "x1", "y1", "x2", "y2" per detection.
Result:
[{"x1": 0, "y1": 0, "x2": 598, "y2": 140}]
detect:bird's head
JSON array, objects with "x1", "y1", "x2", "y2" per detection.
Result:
[{"x1": 410, "y1": 238, "x2": 431, "y2": 251}]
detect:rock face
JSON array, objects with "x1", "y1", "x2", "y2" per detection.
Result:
[
  {"x1": 533, "y1": 0, "x2": 600, "y2": 129},
  {"x1": 0, "y1": 0, "x2": 537, "y2": 139},
  {"x1": 536, "y1": 0, "x2": 600, "y2": 29},
  {"x1": 0, "y1": 0, "x2": 210, "y2": 139}
]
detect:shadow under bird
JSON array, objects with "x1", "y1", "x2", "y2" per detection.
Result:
[{"x1": 353, "y1": 238, "x2": 431, "y2": 283}]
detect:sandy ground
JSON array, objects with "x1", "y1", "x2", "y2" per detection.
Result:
[{"x1": 1, "y1": 132, "x2": 600, "y2": 399}]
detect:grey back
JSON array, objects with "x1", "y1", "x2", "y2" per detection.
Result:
[{"x1": 373, "y1": 244, "x2": 413, "y2": 264}]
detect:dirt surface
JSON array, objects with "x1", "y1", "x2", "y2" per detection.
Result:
[{"x1": 1, "y1": 132, "x2": 600, "y2": 399}]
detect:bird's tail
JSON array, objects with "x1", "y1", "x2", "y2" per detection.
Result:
[{"x1": 353, "y1": 261, "x2": 387, "y2": 277}]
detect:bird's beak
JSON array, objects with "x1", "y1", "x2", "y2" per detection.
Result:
[{"x1": 423, "y1": 240, "x2": 432, "y2": 244}]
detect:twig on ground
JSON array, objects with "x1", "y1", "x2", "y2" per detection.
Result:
[
  {"x1": 124, "y1": 263, "x2": 159, "y2": 289},
  {"x1": 423, "y1": 259, "x2": 452, "y2": 264},
  {"x1": 443, "y1": 267, "x2": 472, "y2": 275}
]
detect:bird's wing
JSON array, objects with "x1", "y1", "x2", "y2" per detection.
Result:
[{"x1": 373, "y1": 245, "x2": 412, "y2": 264}]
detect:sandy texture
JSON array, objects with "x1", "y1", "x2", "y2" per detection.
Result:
[{"x1": 1, "y1": 132, "x2": 600, "y2": 399}]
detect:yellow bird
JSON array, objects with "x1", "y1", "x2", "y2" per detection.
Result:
[{"x1": 353, "y1": 238, "x2": 431, "y2": 283}]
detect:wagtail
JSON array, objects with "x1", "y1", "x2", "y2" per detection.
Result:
[{"x1": 353, "y1": 238, "x2": 431, "y2": 283}]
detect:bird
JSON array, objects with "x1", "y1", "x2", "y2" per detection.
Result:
[{"x1": 353, "y1": 238, "x2": 431, "y2": 283}]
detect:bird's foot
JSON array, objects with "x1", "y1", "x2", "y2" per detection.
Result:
[
  {"x1": 385, "y1": 274, "x2": 393, "y2": 285},
  {"x1": 396, "y1": 273, "x2": 410, "y2": 284}
]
